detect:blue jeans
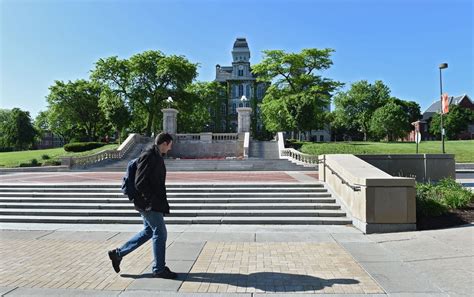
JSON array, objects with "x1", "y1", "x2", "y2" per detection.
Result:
[{"x1": 116, "y1": 211, "x2": 167, "y2": 273}]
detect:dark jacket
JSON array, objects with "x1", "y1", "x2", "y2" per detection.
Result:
[{"x1": 135, "y1": 145, "x2": 170, "y2": 214}]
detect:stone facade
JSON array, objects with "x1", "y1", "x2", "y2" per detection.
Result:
[{"x1": 214, "y1": 38, "x2": 268, "y2": 134}]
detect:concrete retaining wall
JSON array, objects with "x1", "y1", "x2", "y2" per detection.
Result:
[
  {"x1": 168, "y1": 133, "x2": 244, "y2": 158},
  {"x1": 357, "y1": 154, "x2": 455, "y2": 182},
  {"x1": 319, "y1": 154, "x2": 416, "y2": 234}
]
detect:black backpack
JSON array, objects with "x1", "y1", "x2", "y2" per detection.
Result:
[{"x1": 121, "y1": 158, "x2": 140, "y2": 202}]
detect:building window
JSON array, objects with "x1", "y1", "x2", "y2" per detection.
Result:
[
  {"x1": 257, "y1": 85, "x2": 264, "y2": 100},
  {"x1": 246, "y1": 85, "x2": 250, "y2": 97},
  {"x1": 245, "y1": 102, "x2": 250, "y2": 107},
  {"x1": 238, "y1": 69, "x2": 243, "y2": 76},
  {"x1": 221, "y1": 103, "x2": 226, "y2": 115},
  {"x1": 238, "y1": 84, "x2": 244, "y2": 97},
  {"x1": 320, "y1": 135, "x2": 324, "y2": 142},
  {"x1": 232, "y1": 85, "x2": 237, "y2": 98},
  {"x1": 232, "y1": 103, "x2": 236, "y2": 114}
]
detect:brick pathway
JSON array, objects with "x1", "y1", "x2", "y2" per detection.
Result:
[
  {"x1": 180, "y1": 242, "x2": 383, "y2": 294},
  {"x1": 0, "y1": 171, "x2": 316, "y2": 184},
  {"x1": 0, "y1": 231, "x2": 382, "y2": 294},
  {"x1": 0, "y1": 231, "x2": 149, "y2": 291}
]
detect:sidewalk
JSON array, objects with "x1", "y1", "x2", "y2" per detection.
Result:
[{"x1": 0, "y1": 223, "x2": 472, "y2": 296}]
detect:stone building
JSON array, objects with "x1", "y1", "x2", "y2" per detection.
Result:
[{"x1": 214, "y1": 38, "x2": 268, "y2": 134}]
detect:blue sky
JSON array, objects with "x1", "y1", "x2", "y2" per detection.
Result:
[{"x1": 1, "y1": 0, "x2": 472, "y2": 119}]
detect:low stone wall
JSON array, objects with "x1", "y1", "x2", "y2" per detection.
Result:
[
  {"x1": 168, "y1": 133, "x2": 244, "y2": 158},
  {"x1": 319, "y1": 154, "x2": 416, "y2": 234},
  {"x1": 357, "y1": 154, "x2": 455, "y2": 182}
]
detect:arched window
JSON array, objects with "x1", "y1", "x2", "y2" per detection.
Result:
[
  {"x1": 238, "y1": 84, "x2": 244, "y2": 97},
  {"x1": 246, "y1": 85, "x2": 250, "y2": 97}
]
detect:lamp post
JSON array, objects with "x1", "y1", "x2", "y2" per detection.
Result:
[
  {"x1": 166, "y1": 96, "x2": 173, "y2": 108},
  {"x1": 439, "y1": 63, "x2": 448, "y2": 154},
  {"x1": 240, "y1": 95, "x2": 247, "y2": 105}
]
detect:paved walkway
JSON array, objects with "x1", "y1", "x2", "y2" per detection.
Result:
[
  {"x1": 0, "y1": 171, "x2": 319, "y2": 184},
  {"x1": 0, "y1": 171, "x2": 473, "y2": 296}
]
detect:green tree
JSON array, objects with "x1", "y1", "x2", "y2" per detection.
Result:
[
  {"x1": 390, "y1": 97, "x2": 421, "y2": 133},
  {"x1": 252, "y1": 48, "x2": 342, "y2": 136},
  {"x1": 91, "y1": 50, "x2": 198, "y2": 136},
  {"x1": 429, "y1": 105, "x2": 474, "y2": 139},
  {"x1": 0, "y1": 109, "x2": 13, "y2": 149},
  {"x1": 99, "y1": 88, "x2": 131, "y2": 144},
  {"x1": 46, "y1": 79, "x2": 106, "y2": 141},
  {"x1": 178, "y1": 81, "x2": 226, "y2": 133},
  {"x1": 370, "y1": 102, "x2": 409, "y2": 141},
  {"x1": 2, "y1": 108, "x2": 37, "y2": 150},
  {"x1": 333, "y1": 80, "x2": 391, "y2": 141}
]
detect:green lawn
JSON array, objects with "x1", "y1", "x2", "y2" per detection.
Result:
[
  {"x1": 0, "y1": 144, "x2": 119, "y2": 168},
  {"x1": 300, "y1": 140, "x2": 474, "y2": 163}
]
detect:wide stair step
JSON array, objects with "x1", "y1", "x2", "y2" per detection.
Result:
[{"x1": 0, "y1": 183, "x2": 351, "y2": 225}]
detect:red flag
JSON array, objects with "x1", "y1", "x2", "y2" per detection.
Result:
[{"x1": 441, "y1": 93, "x2": 449, "y2": 114}]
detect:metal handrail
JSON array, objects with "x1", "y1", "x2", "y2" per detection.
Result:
[{"x1": 323, "y1": 162, "x2": 362, "y2": 191}]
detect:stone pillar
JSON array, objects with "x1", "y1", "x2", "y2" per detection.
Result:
[
  {"x1": 161, "y1": 108, "x2": 178, "y2": 134},
  {"x1": 237, "y1": 107, "x2": 252, "y2": 133}
]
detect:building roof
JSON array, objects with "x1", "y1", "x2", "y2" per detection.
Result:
[
  {"x1": 422, "y1": 94, "x2": 472, "y2": 120},
  {"x1": 233, "y1": 38, "x2": 249, "y2": 49}
]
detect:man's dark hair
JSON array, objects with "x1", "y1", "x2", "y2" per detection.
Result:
[{"x1": 155, "y1": 132, "x2": 173, "y2": 145}]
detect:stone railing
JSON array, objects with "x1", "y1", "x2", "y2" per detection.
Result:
[
  {"x1": 277, "y1": 132, "x2": 318, "y2": 167},
  {"x1": 175, "y1": 133, "x2": 239, "y2": 142},
  {"x1": 280, "y1": 148, "x2": 319, "y2": 167},
  {"x1": 61, "y1": 133, "x2": 144, "y2": 168},
  {"x1": 212, "y1": 133, "x2": 239, "y2": 141},
  {"x1": 176, "y1": 134, "x2": 201, "y2": 142}
]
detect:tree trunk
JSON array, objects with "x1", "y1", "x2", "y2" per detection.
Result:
[{"x1": 146, "y1": 112, "x2": 154, "y2": 136}]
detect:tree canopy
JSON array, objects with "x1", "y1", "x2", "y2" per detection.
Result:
[
  {"x1": 252, "y1": 48, "x2": 342, "y2": 134},
  {"x1": 332, "y1": 80, "x2": 390, "y2": 141},
  {"x1": 1, "y1": 108, "x2": 37, "y2": 150},
  {"x1": 46, "y1": 79, "x2": 106, "y2": 142},
  {"x1": 430, "y1": 105, "x2": 474, "y2": 139},
  {"x1": 91, "y1": 50, "x2": 198, "y2": 136}
]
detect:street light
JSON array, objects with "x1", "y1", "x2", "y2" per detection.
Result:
[
  {"x1": 166, "y1": 96, "x2": 173, "y2": 108},
  {"x1": 439, "y1": 63, "x2": 448, "y2": 153}
]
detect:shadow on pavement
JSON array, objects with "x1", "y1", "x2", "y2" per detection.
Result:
[{"x1": 121, "y1": 271, "x2": 359, "y2": 291}]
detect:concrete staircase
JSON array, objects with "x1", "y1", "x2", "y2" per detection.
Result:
[
  {"x1": 0, "y1": 183, "x2": 351, "y2": 225},
  {"x1": 74, "y1": 139, "x2": 311, "y2": 172}
]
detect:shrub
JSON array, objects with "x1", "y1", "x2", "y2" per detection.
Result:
[
  {"x1": 19, "y1": 158, "x2": 41, "y2": 167},
  {"x1": 42, "y1": 159, "x2": 61, "y2": 166},
  {"x1": 285, "y1": 139, "x2": 303, "y2": 150},
  {"x1": 416, "y1": 183, "x2": 448, "y2": 217},
  {"x1": 436, "y1": 178, "x2": 473, "y2": 209},
  {"x1": 416, "y1": 178, "x2": 474, "y2": 218},
  {"x1": 41, "y1": 154, "x2": 50, "y2": 160},
  {"x1": 63, "y1": 142, "x2": 105, "y2": 152}
]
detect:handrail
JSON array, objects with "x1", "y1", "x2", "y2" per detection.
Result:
[{"x1": 324, "y1": 162, "x2": 362, "y2": 191}]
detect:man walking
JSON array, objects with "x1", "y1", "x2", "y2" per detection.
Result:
[{"x1": 108, "y1": 132, "x2": 177, "y2": 279}]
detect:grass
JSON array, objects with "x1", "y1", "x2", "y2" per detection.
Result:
[
  {"x1": 0, "y1": 144, "x2": 119, "y2": 168},
  {"x1": 300, "y1": 140, "x2": 474, "y2": 163}
]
